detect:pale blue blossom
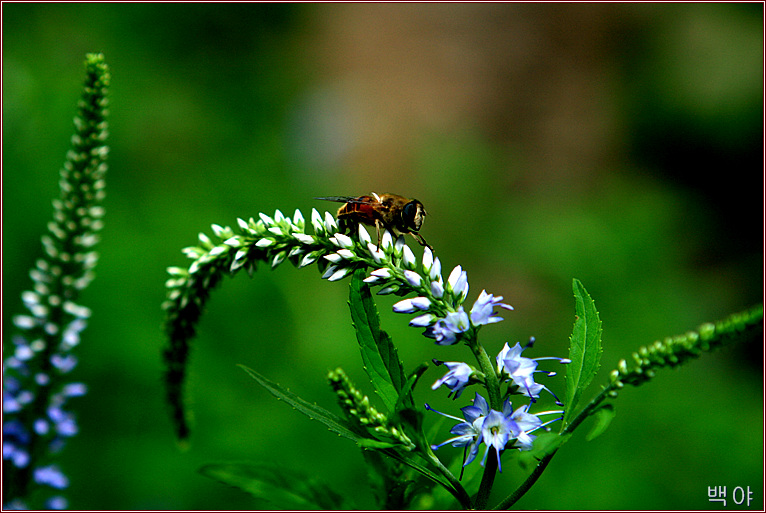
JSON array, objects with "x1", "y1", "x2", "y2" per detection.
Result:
[
  {"x1": 424, "y1": 307, "x2": 470, "y2": 345},
  {"x1": 470, "y1": 289, "x2": 513, "y2": 327},
  {"x1": 431, "y1": 361, "x2": 474, "y2": 398},
  {"x1": 497, "y1": 339, "x2": 570, "y2": 403}
]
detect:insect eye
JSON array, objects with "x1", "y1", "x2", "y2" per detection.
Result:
[{"x1": 402, "y1": 201, "x2": 422, "y2": 231}]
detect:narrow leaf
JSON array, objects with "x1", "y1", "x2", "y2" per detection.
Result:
[
  {"x1": 564, "y1": 279, "x2": 603, "y2": 426},
  {"x1": 348, "y1": 268, "x2": 405, "y2": 412},
  {"x1": 238, "y1": 364, "x2": 359, "y2": 442},
  {"x1": 394, "y1": 361, "x2": 428, "y2": 413},
  {"x1": 200, "y1": 462, "x2": 348, "y2": 510},
  {"x1": 356, "y1": 438, "x2": 404, "y2": 450}
]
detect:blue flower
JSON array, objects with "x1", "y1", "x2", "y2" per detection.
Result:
[
  {"x1": 480, "y1": 408, "x2": 514, "y2": 471},
  {"x1": 506, "y1": 402, "x2": 543, "y2": 451},
  {"x1": 2, "y1": 53, "x2": 108, "y2": 510},
  {"x1": 428, "y1": 393, "x2": 552, "y2": 473},
  {"x1": 426, "y1": 392, "x2": 489, "y2": 467},
  {"x1": 45, "y1": 496, "x2": 68, "y2": 510},
  {"x1": 470, "y1": 289, "x2": 513, "y2": 327},
  {"x1": 4, "y1": 498, "x2": 28, "y2": 510},
  {"x1": 33, "y1": 464, "x2": 69, "y2": 489},
  {"x1": 480, "y1": 399, "x2": 546, "y2": 471},
  {"x1": 392, "y1": 296, "x2": 431, "y2": 313},
  {"x1": 497, "y1": 339, "x2": 569, "y2": 403},
  {"x1": 424, "y1": 307, "x2": 470, "y2": 345},
  {"x1": 431, "y1": 360, "x2": 474, "y2": 398}
]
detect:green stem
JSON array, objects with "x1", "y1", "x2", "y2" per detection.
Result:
[
  {"x1": 494, "y1": 304, "x2": 764, "y2": 510},
  {"x1": 493, "y1": 385, "x2": 614, "y2": 509},
  {"x1": 474, "y1": 450, "x2": 499, "y2": 509},
  {"x1": 466, "y1": 329, "x2": 502, "y2": 509},
  {"x1": 468, "y1": 329, "x2": 501, "y2": 409},
  {"x1": 425, "y1": 450, "x2": 472, "y2": 509}
]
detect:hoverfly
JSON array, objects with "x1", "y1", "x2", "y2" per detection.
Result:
[{"x1": 315, "y1": 192, "x2": 432, "y2": 250}]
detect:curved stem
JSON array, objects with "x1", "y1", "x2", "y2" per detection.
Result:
[
  {"x1": 493, "y1": 385, "x2": 614, "y2": 509},
  {"x1": 425, "y1": 450, "x2": 472, "y2": 509}
]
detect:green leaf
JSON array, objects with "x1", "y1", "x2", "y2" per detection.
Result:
[
  {"x1": 564, "y1": 279, "x2": 603, "y2": 426},
  {"x1": 585, "y1": 403, "x2": 616, "y2": 441},
  {"x1": 238, "y1": 364, "x2": 359, "y2": 442},
  {"x1": 356, "y1": 438, "x2": 405, "y2": 450},
  {"x1": 394, "y1": 361, "x2": 428, "y2": 413},
  {"x1": 348, "y1": 268, "x2": 406, "y2": 412},
  {"x1": 199, "y1": 462, "x2": 349, "y2": 510}
]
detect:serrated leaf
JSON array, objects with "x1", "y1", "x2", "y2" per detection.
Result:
[
  {"x1": 564, "y1": 279, "x2": 603, "y2": 426},
  {"x1": 349, "y1": 268, "x2": 406, "y2": 413},
  {"x1": 356, "y1": 438, "x2": 404, "y2": 450},
  {"x1": 238, "y1": 364, "x2": 359, "y2": 442},
  {"x1": 585, "y1": 403, "x2": 615, "y2": 441},
  {"x1": 199, "y1": 462, "x2": 349, "y2": 510}
]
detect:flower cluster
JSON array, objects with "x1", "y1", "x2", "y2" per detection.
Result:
[
  {"x1": 426, "y1": 393, "x2": 560, "y2": 472},
  {"x1": 427, "y1": 338, "x2": 568, "y2": 470},
  {"x1": 430, "y1": 337, "x2": 570, "y2": 403},
  {"x1": 163, "y1": 206, "x2": 542, "y2": 446},
  {"x1": 3, "y1": 53, "x2": 109, "y2": 510},
  {"x1": 497, "y1": 339, "x2": 570, "y2": 404},
  {"x1": 357, "y1": 233, "x2": 513, "y2": 345},
  {"x1": 239, "y1": 212, "x2": 515, "y2": 346}
]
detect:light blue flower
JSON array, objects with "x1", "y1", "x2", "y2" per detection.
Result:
[
  {"x1": 45, "y1": 496, "x2": 68, "y2": 510},
  {"x1": 409, "y1": 313, "x2": 435, "y2": 327},
  {"x1": 428, "y1": 393, "x2": 550, "y2": 473},
  {"x1": 497, "y1": 339, "x2": 569, "y2": 403},
  {"x1": 480, "y1": 399, "x2": 545, "y2": 471},
  {"x1": 431, "y1": 361, "x2": 474, "y2": 398},
  {"x1": 470, "y1": 289, "x2": 513, "y2": 327},
  {"x1": 506, "y1": 402, "x2": 543, "y2": 451},
  {"x1": 393, "y1": 297, "x2": 431, "y2": 313},
  {"x1": 480, "y1": 409, "x2": 514, "y2": 471},
  {"x1": 424, "y1": 307, "x2": 470, "y2": 345},
  {"x1": 426, "y1": 392, "x2": 490, "y2": 467},
  {"x1": 33, "y1": 464, "x2": 69, "y2": 489}
]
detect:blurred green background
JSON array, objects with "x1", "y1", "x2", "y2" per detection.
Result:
[{"x1": 3, "y1": 3, "x2": 762, "y2": 510}]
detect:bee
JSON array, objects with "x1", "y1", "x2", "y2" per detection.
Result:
[{"x1": 315, "y1": 192, "x2": 432, "y2": 250}]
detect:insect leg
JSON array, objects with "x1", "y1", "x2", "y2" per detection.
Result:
[
  {"x1": 375, "y1": 219, "x2": 382, "y2": 250},
  {"x1": 410, "y1": 232, "x2": 433, "y2": 251}
]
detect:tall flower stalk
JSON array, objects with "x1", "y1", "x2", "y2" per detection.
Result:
[{"x1": 3, "y1": 53, "x2": 109, "y2": 510}]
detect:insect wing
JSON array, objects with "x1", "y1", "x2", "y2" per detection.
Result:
[
  {"x1": 314, "y1": 196, "x2": 356, "y2": 203},
  {"x1": 315, "y1": 196, "x2": 379, "y2": 206}
]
